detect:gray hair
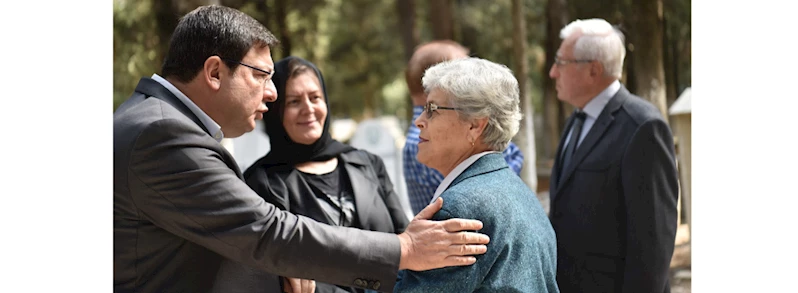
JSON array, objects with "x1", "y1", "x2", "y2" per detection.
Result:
[
  {"x1": 422, "y1": 57, "x2": 522, "y2": 151},
  {"x1": 560, "y1": 18, "x2": 626, "y2": 79}
]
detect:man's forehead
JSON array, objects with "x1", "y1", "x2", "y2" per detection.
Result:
[
  {"x1": 556, "y1": 40, "x2": 575, "y2": 57},
  {"x1": 243, "y1": 47, "x2": 274, "y2": 69}
]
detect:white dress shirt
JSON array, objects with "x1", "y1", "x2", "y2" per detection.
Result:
[{"x1": 562, "y1": 80, "x2": 621, "y2": 148}]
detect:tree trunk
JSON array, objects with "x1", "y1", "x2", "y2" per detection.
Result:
[
  {"x1": 456, "y1": 0, "x2": 478, "y2": 57},
  {"x1": 362, "y1": 78, "x2": 377, "y2": 120},
  {"x1": 275, "y1": 0, "x2": 291, "y2": 58},
  {"x1": 629, "y1": 0, "x2": 669, "y2": 121},
  {"x1": 662, "y1": 6, "x2": 677, "y2": 109},
  {"x1": 662, "y1": 5, "x2": 680, "y2": 129},
  {"x1": 543, "y1": 0, "x2": 569, "y2": 165},
  {"x1": 396, "y1": 0, "x2": 418, "y2": 123},
  {"x1": 256, "y1": 0, "x2": 271, "y2": 32},
  {"x1": 153, "y1": 0, "x2": 178, "y2": 70},
  {"x1": 396, "y1": 0, "x2": 419, "y2": 63},
  {"x1": 511, "y1": 0, "x2": 538, "y2": 193},
  {"x1": 429, "y1": 0, "x2": 454, "y2": 40}
]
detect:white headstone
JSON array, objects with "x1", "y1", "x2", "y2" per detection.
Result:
[
  {"x1": 230, "y1": 120, "x2": 271, "y2": 171},
  {"x1": 350, "y1": 117, "x2": 413, "y2": 220}
]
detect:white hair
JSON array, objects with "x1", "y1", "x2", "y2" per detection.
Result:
[
  {"x1": 422, "y1": 57, "x2": 522, "y2": 151},
  {"x1": 560, "y1": 18, "x2": 626, "y2": 79}
]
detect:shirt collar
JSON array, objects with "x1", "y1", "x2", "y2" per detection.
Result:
[
  {"x1": 581, "y1": 80, "x2": 620, "y2": 119},
  {"x1": 151, "y1": 74, "x2": 224, "y2": 142},
  {"x1": 429, "y1": 151, "x2": 499, "y2": 204}
]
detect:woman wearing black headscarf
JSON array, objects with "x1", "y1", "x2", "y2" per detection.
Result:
[{"x1": 242, "y1": 56, "x2": 410, "y2": 293}]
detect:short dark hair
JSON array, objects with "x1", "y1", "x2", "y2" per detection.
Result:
[
  {"x1": 405, "y1": 40, "x2": 470, "y2": 96},
  {"x1": 161, "y1": 5, "x2": 279, "y2": 83}
]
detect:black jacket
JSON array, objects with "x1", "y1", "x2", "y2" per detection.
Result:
[
  {"x1": 550, "y1": 85, "x2": 679, "y2": 293},
  {"x1": 247, "y1": 150, "x2": 409, "y2": 234},
  {"x1": 208, "y1": 149, "x2": 410, "y2": 293}
]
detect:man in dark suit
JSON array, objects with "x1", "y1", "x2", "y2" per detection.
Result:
[
  {"x1": 113, "y1": 5, "x2": 489, "y2": 293},
  {"x1": 547, "y1": 18, "x2": 679, "y2": 293}
]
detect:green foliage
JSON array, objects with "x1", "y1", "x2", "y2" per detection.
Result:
[
  {"x1": 664, "y1": 0, "x2": 692, "y2": 93},
  {"x1": 113, "y1": 0, "x2": 160, "y2": 110},
  {"x1": 322, "y1": 0, "x2": 405, "y2": 120},
  {"x1": 455, "y1": 0, "x2": 548, "y2": 113},
  {"x1": 112, "y1": 0, "x2": 690, "y2": 120}
]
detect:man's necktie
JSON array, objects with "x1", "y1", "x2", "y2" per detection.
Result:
[{"x1": 559, "y1": 111, "x2": 587, "y2": 177}]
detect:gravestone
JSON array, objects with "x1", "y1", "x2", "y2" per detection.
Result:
[
  {"x1": 349, "y1": 117, "x2": 414, "y2": 221},
  {"x1": 230, "y1": 120, "x2": 271, "y2": 171}
]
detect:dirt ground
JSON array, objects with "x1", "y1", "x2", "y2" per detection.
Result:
[
  {"x1": 670, "y1": 267, "x2": 692, "y2": 293},
  {"x1": 670, "y1": 240, "x2": 692, "y2": 293}
]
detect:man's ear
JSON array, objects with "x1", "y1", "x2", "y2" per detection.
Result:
[
  {"x1": 589, "y1": 61, "x2": 604, "y2": 78},
  {"x1": 202, "y1": 56, "x2": 224, "y2": 91}
]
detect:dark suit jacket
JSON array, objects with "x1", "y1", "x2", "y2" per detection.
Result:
[
  {"x1": 209, "y1": 150, "x2": 411, "y2": 293},
  {"x1": 113, "y1": 78, "x2": 400, "y2": 293},
  {"x1": 395, "y1": 153, "x2": 559, "y2": 293},
  {"x1": 549, "y1": 85, "x2": 679, "y2": 293}
]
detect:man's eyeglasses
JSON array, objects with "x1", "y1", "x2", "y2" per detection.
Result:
[
  {"x1": 221, "y1": 58, "x2": 274, "y2": 84},
  {"x1": 423, "y1": 102, "x2": 460, "y2": 119},
  {"x1": 553, "y1": 57, "x2": 594, "y2": 66}
]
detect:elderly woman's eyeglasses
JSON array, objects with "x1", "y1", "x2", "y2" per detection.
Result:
[
  {"x1": 423, "y1": 102, "x2": 460, "y2": 119},
  {"x1": 553, "y1": 57, "x2": 594, "y2": 66}
]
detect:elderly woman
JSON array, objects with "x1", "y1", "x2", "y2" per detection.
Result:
[{"x1": 393, "y1": 58, "x2": 559, "y2": 293}]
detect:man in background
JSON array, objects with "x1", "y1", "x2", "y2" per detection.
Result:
[{"x1": 547, "y1": 18, "x2": 679, "y2": 293}]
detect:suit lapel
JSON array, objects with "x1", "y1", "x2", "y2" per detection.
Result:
[
  {"x1": 551, "y1": 113, "x2": 577, "y2": 197},
  {"x1": 220, "y1": 148, "x2": 244, "y2": 179},
  {"x1": 340, "y1": 152, "x2": 380, "y2": 227},
  {"x1": 555, "y1": 87, "x2": 630, "y2": 194}
]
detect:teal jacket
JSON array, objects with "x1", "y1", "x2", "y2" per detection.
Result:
[{"x1": 394, "y1": 153, "x2": 559, "y2": 293}]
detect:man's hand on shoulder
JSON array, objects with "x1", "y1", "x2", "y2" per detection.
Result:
[
  {"x1": 282, "y1": 277, "x2": 315, "y2": 293},
  {"x1": 397, "y1": 198, "x2": 489, "y2": 271}
]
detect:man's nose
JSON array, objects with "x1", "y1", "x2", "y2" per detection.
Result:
[
  {"x1": 264, "y1": 80, "x2": 277, "y2": 102},
  {"x1": 549, "y1": 64, "x2": 558, "y2": 78}
]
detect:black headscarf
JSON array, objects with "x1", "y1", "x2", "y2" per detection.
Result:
[{"x1": 244, "y1": 56, "x2": 354, "y2": 175}]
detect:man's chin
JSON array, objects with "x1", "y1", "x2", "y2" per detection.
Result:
[
  {"x1": 225, "y1": 131, "x2": 244, "y2": 138},
  {"x1": 244, "y1": 124, "x2": 257, "y2": 134},
  {"x1": 226, "y1": 124, "x2": 256, "y2": 138}
]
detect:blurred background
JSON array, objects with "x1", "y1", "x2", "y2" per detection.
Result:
[{"x1": 113, "y1": 0, "x2": 691, "y2": 291}]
